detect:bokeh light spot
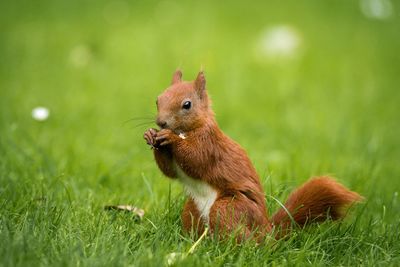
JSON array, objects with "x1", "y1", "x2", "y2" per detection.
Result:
[
  {"x1": 32, "y1": 107, "x2": 50, "y2": 121},
  {"x1": 360, "y1": 0, "x2": 393, "y2": 20}
]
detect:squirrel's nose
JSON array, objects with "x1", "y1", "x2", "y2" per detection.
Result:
[{"x1": 156, "y1": 118, "x2": 167, "y2": 129}]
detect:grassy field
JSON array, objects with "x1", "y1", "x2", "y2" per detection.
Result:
[{"x1": 1, "y1": 0, "x2": 400, "y2": 266}]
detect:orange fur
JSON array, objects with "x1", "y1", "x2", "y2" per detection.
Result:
[
  {"x1": 271, "y1": 176, "x2": 363, "y2": 237},
  {"x1": 143, "y1": 70, "x2": 363, "y2": 240}
]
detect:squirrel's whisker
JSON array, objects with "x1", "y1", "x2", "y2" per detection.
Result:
[
  {"x1": 122, "y1": 117, "x2": 155, "y2": 126},
  {"x1": 130, "y1": 121, "x2": 154, "y2": 129}
]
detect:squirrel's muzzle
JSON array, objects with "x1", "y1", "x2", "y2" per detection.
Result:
[{"x1": 156, "y1": 118, "x2": 167, "y2": 129}]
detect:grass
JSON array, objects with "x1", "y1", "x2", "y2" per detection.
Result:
[{"x1": 1, "y1": 0, "x2": 400, "y2": 266}]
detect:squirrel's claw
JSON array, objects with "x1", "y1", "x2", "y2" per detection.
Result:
[
  {"x1": 144, "y1": 128, "x2": 158, "y2": 147},
  {"x1": 155, "y1": 129, "x2": 178, "y2": 146},
  {"x1": 159, "y1": 139, "x2": 173, "y2": 146}
]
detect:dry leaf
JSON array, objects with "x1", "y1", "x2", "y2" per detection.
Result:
[{"x1": 104, "y1": 205, "x2": 145, "y2": 220}]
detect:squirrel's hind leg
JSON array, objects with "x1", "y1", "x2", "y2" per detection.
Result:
[
  {"x1": 181, "y1": 198, "x2": 205, "y2": 236},
  {"x1": 182, "y1": 197, "x2": 253, "y2": 241},
  {"x1": 208, "y1": 197, "x2": 260, "y2": 241}
]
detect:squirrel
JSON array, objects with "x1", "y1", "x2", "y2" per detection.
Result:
[{"x1": 143, "y1": 70, "x2": 363, "y2": 240}]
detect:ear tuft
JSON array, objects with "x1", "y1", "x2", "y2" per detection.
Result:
[
  {"x1": 171, "y1": 70, "x2": 182, "y2": 84},
  {"x1": 194, "y1": 71, "x2": 206, "y2": 96}
]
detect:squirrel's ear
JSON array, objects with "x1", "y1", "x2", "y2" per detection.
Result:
[
  {"x1": 171, "y1": 70, "x2": 182, "y2": 84},
  {"x1": 194, "y1": 71, "x2": 206, "y2": 97}
]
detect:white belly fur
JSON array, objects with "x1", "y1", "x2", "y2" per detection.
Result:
[{"x1": 174, "y1": 161, "x2": 218, "y2": 224}]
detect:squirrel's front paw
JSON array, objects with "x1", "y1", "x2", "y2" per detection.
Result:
[
  {"x1": 155, "y1": 129, "x2": 178, "y2": 146},
  {"x1": 144, "y1": 128, "x2": 158, "y2": 148}
]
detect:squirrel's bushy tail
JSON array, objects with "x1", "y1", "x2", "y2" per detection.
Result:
[{"x1": 271, "y1": 176, "x2": 363, "y2": 236}]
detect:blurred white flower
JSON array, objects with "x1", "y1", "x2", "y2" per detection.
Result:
[
  {"x1": 165, "y1": 252, "x2": 185, "y2": 266},
  {"x1": 360, "y1": 0, "x2": 393, "y2": 20},
  {"x1": 69, "y1": 45, "x2": 91, "y2": 68},
  {"x1": 164, "y1": 227, "x2": 207, "y2": 265},
  {"x1": 257, "y1": 25, "x2": 301, "y2": 59},
  {"x1": 32, "y1": 107, "x2": 49, "y2": 121}
]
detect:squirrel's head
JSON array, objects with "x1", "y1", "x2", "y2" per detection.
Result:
[{"x1": 156, "y1": 70, "x2": 212, "y2": 133}]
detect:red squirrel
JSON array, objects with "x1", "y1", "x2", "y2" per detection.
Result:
[{"x1": 143, "y1": 70, "x2": 362, "y2": 240}]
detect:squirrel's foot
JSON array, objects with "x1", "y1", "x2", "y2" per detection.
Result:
[
  {"x1": 155, "y1": 129, "x2": 179, "y2": 146},
  {"x1": 144, "y1": 128, "x2": 158, "y2": 148}
]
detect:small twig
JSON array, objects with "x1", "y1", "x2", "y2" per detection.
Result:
[{"x1": 187, "y1": 227, "x2": 208, "y2": 255}]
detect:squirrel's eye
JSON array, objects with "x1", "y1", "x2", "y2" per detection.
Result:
[{"x1": 182, "y1": 101, "x2": 191, "y2": 110}]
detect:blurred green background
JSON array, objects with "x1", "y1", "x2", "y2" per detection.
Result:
[{"x1": 1, "y1": 0, "x2": 400, "y2": 266}]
